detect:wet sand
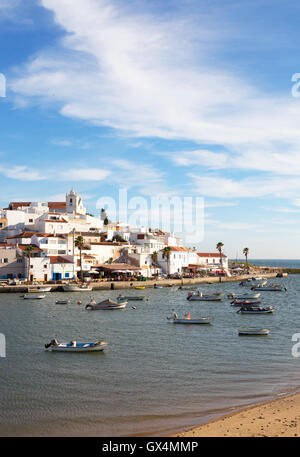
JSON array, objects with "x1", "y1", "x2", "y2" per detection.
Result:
[{"x1": 174, "y1": 392, "x2": 300, "y2": 437}]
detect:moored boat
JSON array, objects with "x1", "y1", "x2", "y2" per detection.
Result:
[
  {"x1": 85, "y1": 298, "x2": 127, "y2": 310},
  {"x1": 55, "y1": 300, "x2": 70, "y2": 305},
  {"x1": 187, "y1": 291, "x2": 222, "y2": 301},
  {"x1": 23, "y1": 294, "x2": 46, "y2": 300},
  {"x1": 167, "y1": 311, "x2": 212, "y2": 324},
  {"x1": 44, "y1": 338, "x2": 109, "y2": 352},
  {"x1": 135, "y1": 286, "x2": 145, "y2": 290},
  {"x1": 117, "y1": 294, "x2": 144, "y2": 301},
  {"x1": 238, "y1": 328, "x2": 270, "y2": 336},
  {"x1": 251, "y1": 283, "x2": 286, "y2": 292},
  {"x1": 237, "y1": 305, "x2": 274, "y2": 314},
  {"x1": 231, "y1": 300, "x2": 262, "y2": 307},
  {"x1": 62, "y1": 284, "x2": 93, "y2": 292},
  {"x1": 28, "y1": 286, "x2": 52, "y2": 293},
  {"x1": 228, "y1": 292, "x2": 261, "y2": 300}
]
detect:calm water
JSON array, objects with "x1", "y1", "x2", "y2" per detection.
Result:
[{"x1": 1, "y1": 274, "x2": 300, "y2": 436}]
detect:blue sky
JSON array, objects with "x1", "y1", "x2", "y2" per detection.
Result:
[{"x1": 1, "y1": 0, "x2": 300, "y2": 258}]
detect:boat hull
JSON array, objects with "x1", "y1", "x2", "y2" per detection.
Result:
[
  {"x1": 47, "y1": 342, "x2": 109, "y2": 352},
  {"x1": 62, "y1": 285, "x2": 93, "y2": 292},
  {"x1": 170, "y1": 318, "x2": 212, "y2": 324},
  {"x1": 23, "y1": 295, "x2": 45, "y2": 300},
  {"x1": 86, "y1": 301, "x2": 127, "y2": 310},
  {"x1": 187, "y1": 296, "x2": 222, "y2": 301},
  {"x1": 238, "y1": 329, "x2": 270, "y2": 335}
]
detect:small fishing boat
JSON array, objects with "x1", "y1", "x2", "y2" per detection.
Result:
[
  {"x1": 228, "y1": 292, "x2": 261, "y2": 300},
  {"x1": 187, "y1": 291, "x2": 222, "y2": 301},
  {"x1": 231, "y1": 300, "x2": 262, "y2": 307},
  {"x1": 178, "y1": 286, "x2": 197, "y2": 290},
  {"x1": 117, "y1": 294, "x2": 144, "y2": 301},
  {"x1": 23, "y1": 294, "x2": 46, "y2": 300},
  {"x1": 44, "y1": 338, "x2": 109, "y2": 352},
  {"x1": 239, "y1": 279, "x2": 267, "y2": 287},
  {"x1": 251, "y1": 283, "x2": 286, "y2": 292},
  {"x1": 62, "y1": 284, "x2": 93, "y2": 292},
  {"x1": 135, "y1": 286, "x2": 145, "y2": 290},
  {"x1": 85, "y1": 298, "x2": 127, "y2": 310},
  {"x1": 167, "y1": 311, "x2": 212, "y2": 324},
  {"x1": 55, "y1": 300, "x2": 70, "y2": 305},
  {"x1": 237, "y1": 305, "x2": 274, "y2": 314},
  {"x1": 238, "y1": 328, "x2": 270, "y2": 336},
  {"x1": 28, "y1": 286, "x2": 52, "y2": 293},
  {"x1": 154, "y1": 285, "x2": 163, "y2": 289}
]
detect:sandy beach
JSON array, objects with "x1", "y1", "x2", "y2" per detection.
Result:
[{"x1": 174, "y1": 392, "x2": 300, "y2": 437}]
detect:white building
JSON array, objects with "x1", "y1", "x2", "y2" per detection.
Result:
[
  {"x1": 196, "y1": 252, "x2": 228, "y2": 270},
  {"x1": 157, "y1": 247, "x2": 199, "y2": 275}
]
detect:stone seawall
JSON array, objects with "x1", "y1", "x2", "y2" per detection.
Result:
[{"x1": 0, "y1": 272, "x2": 280, "y2": 293}]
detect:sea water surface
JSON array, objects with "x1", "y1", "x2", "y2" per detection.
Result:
[{"x1": 1, "y1": 272, "x2": 300, "y2": 436}]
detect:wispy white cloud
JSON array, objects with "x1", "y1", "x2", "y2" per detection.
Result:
[
  {"x1": 189, "y1": 174, "x2": 300, "y2": 200},
  {"x1": 0, "y1": 165, "x2": 45, "y2": 181},
  {"x1": 60, "y1": 168, "x2": 111, "y2": 181}
]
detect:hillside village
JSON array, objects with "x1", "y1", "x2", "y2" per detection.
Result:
[{"x1": 0, "y1": 190, "x2": 228, "y2": 283}]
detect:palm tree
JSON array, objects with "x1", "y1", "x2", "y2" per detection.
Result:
[
  {"x1": 151, "y1": 251, "x2": 158, "y2": 277},
  {"x1": 216, "y1": 242, "x2": 224, "y2": 269},
  {"x1": 25, "y1": 245, "x2": 34, "y2": 284},
  {"x1": 162, "y1": 246, "x2": 172, "y2": 275},
  {"x1": 75, "y1": 235, "x2": 84, "y2": 282},
  {"x1": 243, "y1": 247, "x2": 249, "y2": 269}
]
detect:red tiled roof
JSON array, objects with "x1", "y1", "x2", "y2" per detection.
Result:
[
  {"x1": 43, "y1": 219, "x2": 68, "y2": 223},
  {"x1": 8, "y1": 202, "x2": 66, "y2": 210},
  {"x1": 197, "y1": 252, "x2": 227, "y2": 258},
  {"x1": 5, "y1": 231, "x2": 38, "y2": 239},
  {"x1": 5, "y1": 231, "x2": 65, "y2": 240},
  {"x1": 49, "y1": 256, "x2": 73, "y2": 264},
  {"x1": 8, "y1": 202, "x2": 31, "y2": 209},
  {"x1": 48, "y1": 202, "x2": 66, "y2": 209},
  {"x1": 17, "y1": 244, "x2": 42, "y2": 252},
  {"x1": 170, "y1": 247, "x2": 191, "y2": 252}
]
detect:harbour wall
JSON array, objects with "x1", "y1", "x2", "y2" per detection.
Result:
[{"x1": 0, "y1": 272, "x2": 281, "y2": 293}]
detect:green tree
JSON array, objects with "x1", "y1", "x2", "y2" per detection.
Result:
[
  {"x1": 112, "y1": 234, "x2": 126, "y2": 242},
  {"x1": 243, "y1": 247, "x2": 249, "y2": 268},
  {"x1": 216, "y1": 242, "x2": 224, "y2": 269},
  {"x1": 25, "y1": 245, "x2": 34, "y2": 284},
  {"x1": 75, "y1": 235, "x2": 84, "y2": 281},
  {"x1": 162, "y1": 246, "x2": 172, "y2": 275},
  {"x1": 151, "y1": 251, "x2": 158, "y2": 277}
]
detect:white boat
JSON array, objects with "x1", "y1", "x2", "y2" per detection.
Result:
[
  {"x1": 228, "y1": 292, "x2": 261, "y2": 300},
  {"x1": 238, "y1": 328, "x2": 270, "y2": 336},
  {"x1": 85, "y1": 298, "x2": 127, "y2": 310},
  {"x1": 251, "y1": 283, "x2": 286, "y2": 292},
  {"x1": 117, "y1": 294, "x2": 144, "y2": 301},
  {"x1": 239, "y1": 279, "x2": 267, "y2": 287},
  {"x1": 237, "y1": 305, "x2": 274, "y2": 314},
  {"x1": 55, "y1": 300, "x2": 70, "y2": 305},
  {"x1": 167, "y1": 311, "x2": 212, "y2": 324},
  {"x1": 44, "y1": 338, "x2": 109, "y2": 352},
  {"x1": 28, "y1": 286, "x2": 52, "y2": 293},
  {"x1": 23, "y1": 294, "x2": 46, "y2": 300},
  {"x1": 187, "y1": 291, "x2": 222, "y2": 301},
  {"x1": 62, "y1": 284, "x2": 93, "y2": 292}
]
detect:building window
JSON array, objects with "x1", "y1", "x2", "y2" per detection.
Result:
[
  {"x1": 3, "y1": 258, "x2": 8, "y2": 263},
  {"x1": 17, "y1": 259, "x2": 22, "y2": 263},
  {"x1": 29, "y1": 219, "x2": 33, "y2": 223}
]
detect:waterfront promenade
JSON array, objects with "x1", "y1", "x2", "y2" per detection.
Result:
[{"x1": 0, "y1": 272, "x2": 280, "y2": 293}]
